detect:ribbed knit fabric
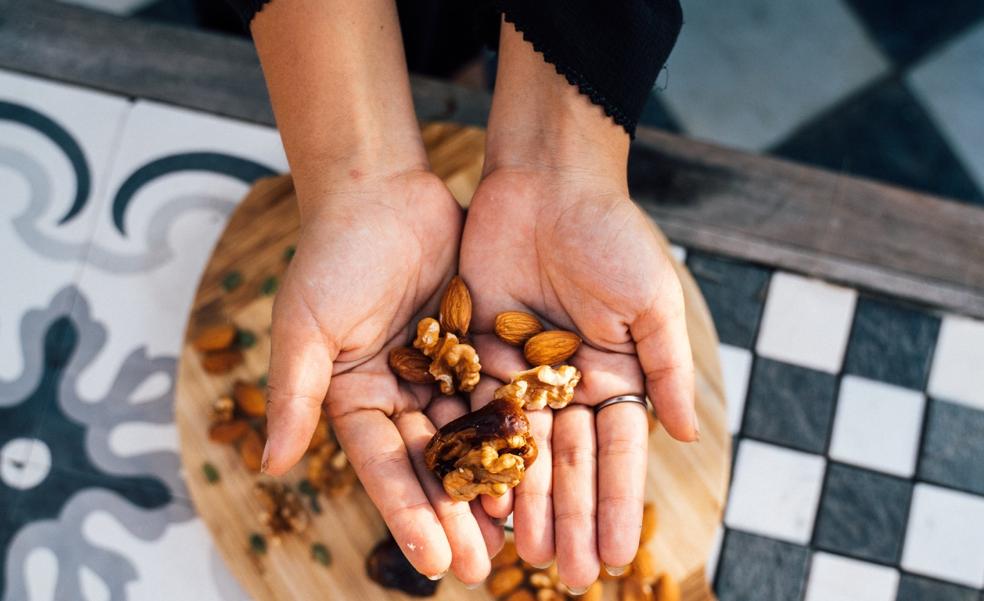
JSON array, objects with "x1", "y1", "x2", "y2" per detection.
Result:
[{"x1": 226, "y1": 0, "x2": 683, "y2": 135}]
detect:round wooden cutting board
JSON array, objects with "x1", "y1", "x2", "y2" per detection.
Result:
[{"x1": 175, "y1": 123, "x2": 730, "y2": 601}]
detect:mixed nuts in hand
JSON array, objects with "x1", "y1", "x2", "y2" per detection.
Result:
[{"x1": 388, "y1": 276, "x2": 585, "y2": 502}]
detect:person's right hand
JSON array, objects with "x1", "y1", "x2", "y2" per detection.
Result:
[{"x1": 262, "y1": 169, "x2": 502, "y2": 584}]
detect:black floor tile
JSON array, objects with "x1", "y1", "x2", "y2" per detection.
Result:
[
  {"x1": 918, "y1": 399, "x2": 984, "y2": 496},
  {"x1": 896, "y1": 573, "x2": 980, "y2": 601},
  {"x1": 686, "y1": 252, "x2": 771, "y2": 349},
  {"x1": 715, "y1": 530, "x2": 810, "y2": 601},
  {"x1": 638, "y1": 93, "x2": 681, "y2": 133},
  {"x1": 772, "y1": 79, "x2": 984, "y2": 206},
  {"x1": 742, "y1": 358, "x2": 838, "y2": 454},
  {"x1": 814, "y1": 463, "x2": 912, "y2": 564},
  {"x1": 846, "y1": 0, "x2": 984, "y2": 66},
  {"x1": 844, "y1": 296, "x2": 940, "y2": 390}
]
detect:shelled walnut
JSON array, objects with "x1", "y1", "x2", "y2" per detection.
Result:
[
  {"x1": 254, "y1": 481, "x2": 308, "y2": 543},
  {"x1": 306, "y1": 420, "x2": 357, "y2": 497},
  {"x1": 494, "y1": 365, "x2": 582, "y2": 411},
  {"x1": 414, "y1": 317, "x2": 480, "y2": 394},
  {"x1": 424, "y1": 399, "x2": 537, "y2": 502}
]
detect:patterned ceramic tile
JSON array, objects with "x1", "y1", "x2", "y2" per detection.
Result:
[
  {"x1": 901, "y1": 483, "x2": 984, "y2": 588},
  {"x1": 896, "y1": 573, "x2": 981, "y2": 601},
  {"x1": 742, "y1": 358, "x2": 838, "y2": 454},
  {"x1": 829, "y1": 376, "x2": 925, "y2": 477},
  {"x1": 813, "y1": 463, "x2": 912, "y2": 564},
  {"x1": 927, "y1": 315, "x2": 984, "y2": 411},
  {"x1": 714, "y1": 530, "x2": 809, "y2": 601},
  {"x1": 803, "y1": 552, "x2": 899, "y2": 601},
  {"x1": 662, "y1": 0, "x2": 888, "y2": 150},
  {"x1": 756, "y1": 272, "x2": 857, "y2": 374},
  {"x1": 725, "y1": 440, "x2": 826, "y2": 544},
  {"x1": 918, "y1": 399, "x2": 984, "y2": 496},
  {"x1": 842, "y1": 296, "x2": 940, "y2": 390},
  {"x1": 909, "y1": 23, "x2": 984, "y2": 197},
  {"x1": 718, "y1": 344, "x2": 752, "y2": 435},
  {"x1": 772, "y1": 78, "x2": 984, "y2": 205},
  {"x1": 687, "y1": 252, "x2": 770, "y2": 349}
]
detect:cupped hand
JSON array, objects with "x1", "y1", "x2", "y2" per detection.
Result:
[
  {"x1": 264, "y1": 169, "x2": 501, "y2": 583},
  {"x1": 460, "y1": 167, "x2": 698, "y2": 590}
]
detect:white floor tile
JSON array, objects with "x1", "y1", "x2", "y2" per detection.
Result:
[
  {"x1": 756, "y1": 272, "x2": 857, "y2": 374},
  {"x1": 901, "y1": 483, "x2": 984, "y2": 588},
  {"x1": 661, "y1": 0, "x2": 888, "y2": 150},
  {"x1": 804, "y1": 552, "x2": 899, "y2": 601},
  {"x1": 0, "y1": 70, "x2": 130, "y2": 381},
  {"x1": 908, "y1": 23, "x2": 984, "y2": 192},
  {"x1": 724, "y1": 439, "x2": 826, "y2": 544},
  {"x1": 719, "y1": 343, "x2": 752, "y2": 434},
  {"x1": 829, "y1": 376, "x2": 925, "y2": 477},
  {"x1": 927, "y1": 315, "x2": 984, "y2": 411},
  {"x1": 705, "y1": 525, "x2": 724, "y2": 584}
]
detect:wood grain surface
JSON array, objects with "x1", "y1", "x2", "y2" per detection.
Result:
[{"x1": 175, "y1": 123, "x2": 729, "y2": 601}]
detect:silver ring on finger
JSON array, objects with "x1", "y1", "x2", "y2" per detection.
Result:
[{"x1": 594, "y1": 394, "x2": 648, "y2": 414}]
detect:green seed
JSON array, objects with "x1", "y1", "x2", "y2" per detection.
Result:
[
  {"x1": 235, "y1": 329, "x2": 256, "y2": 349},
  {"x1": 311, "y1": 543, "x2": 331, "y2": 566},
  {"x1": 249, "y1": 533, "x2": 267, "y2": 555},
  {"x1": 298, "y1": 479, "x2": 317, "y2": 496},
  {"x1": 258, "y1": 374, "x2": 268, "y2": 387},
  {"x1": 261, "y1": 276, "x2": 279, "y2": 296},
  {"x1": 283, "y1": 246, "x2": 296, "y2": 262},
  {"x1": 202, "y1": 462, "x2": 220, "y2": 484},
  {"x1": 221, "y1": 271, "x2": 243, "y2": 292}
]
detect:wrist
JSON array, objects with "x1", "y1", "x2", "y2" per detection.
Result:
[{"x1": 484, "y1": 20, "x2": 630, "y2": 187}]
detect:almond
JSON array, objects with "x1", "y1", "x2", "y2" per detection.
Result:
[
  {"x1": 233, "y1": 381, "x2": 267, "y2": 416},
  {"x1": 240, "y1": 428, "x2": 265, "y2": 472},
  {"x1": 631, "y1": 547, "x2": 658, "y2": 586},
  {"x1": 582, "y1": 581, "x2": 603, "y2": 601},
  {"x1": 388, "y1": 346, "x2": 436, "y2": 384},
  {"x1": 486, "y1": 566, "x2": 524, "y2": 598},
  {"x1": 495, "y1": 311, "x2": 544, "y2": 346},
  {"x1": 504, "y1": 589, "x2": 536, "y2": 601},
  {"x1": 619, "y1": 577, "x2": 650, "y2": 601},
  {"x1": 193, "y1": 324, "x2": 237, "y2": 352},
  {"x1": 640, "y1": 503, "x2": 658, "y2": 543},
  {"x1": 208, "y1": 419, "x2": 250, "y2": 444},
  {"x1": 491, "y1": 541, "x2": 519, "y2": 569},
  {"x1": 523, "y1": 330, "x2": 581, "y2": 366},
  {"x1": 439, "y1": 275, "x2": 472, "y2": 337},
  {"x1": 201, "y1": 348, "x2": 243, "y2": 374},
  {"x1": 653, "y1": 573, "x2": 680, "y2": 601}
]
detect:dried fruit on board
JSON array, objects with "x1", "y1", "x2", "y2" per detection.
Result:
[
  {"x1": 366, "y1": 538, "x2": 439, "y2": 597},
  {"x1": 193, "y1": 324, "x2": 238, "y2": 352},
  {"x1": 494, "y1": 311, "x2": 544, "y2": 346},
  {"x1": 233, "y1": 381, "x2": 266, "y2": 417},
  {"x1": 494, "y1": 365, "x2": 581, "y2": 410},
  {"x1": 424, "y1": 398, "x2": 537, "y2": 502},
  {"x1": 255, "y1": 481, "x2": 308, "y2": 543},
  {"x1": 201, "y1": 348, "x2": 244, "y2": 374}
]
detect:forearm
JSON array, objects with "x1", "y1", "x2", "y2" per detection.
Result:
[
  {"x1": 251, "y1": 0, "x2": 427, "y2": 210},
  {"x1": 485, "y1": 20, "x2": 630, "y2": 188}
]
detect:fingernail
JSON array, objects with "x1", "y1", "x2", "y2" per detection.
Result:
[
  {"x1": 565, "y1": 584, "x2": 590, "y2": 596},
  {"x1": 692, "y1": 414, "x2": 701, "y2": 442},
  {"x1": 426, "y1": 570, "x2": 447, "y2": 581},
  {"x1": 260, "y1": 442, "x2": 270, "y2": 473},
  {"x1": 604, "y1": 563, "x2": 630, "y2": 576},
  {"x1": 491, "y1": 516, "x2": 508, "y2": 526},
  {"x1": 463, "y1": 580, "x2": 483, "y2": 589},
  {"x1": 530, "y1": 560, "x2": 553, "y2": 569}
]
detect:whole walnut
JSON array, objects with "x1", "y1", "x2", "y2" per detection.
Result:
[{"x1": 424, "y1": 399, "x2": 537, "y2": 502}]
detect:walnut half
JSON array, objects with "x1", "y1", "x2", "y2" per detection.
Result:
[
  {"x1": 414, "y1": 317, "x2": 480, "y2": 395},
  {"x1": 424, "y1": 398, "x2": 537, "y2": 502},
  {"x1": 494, "y1": 365, "x2": 582, "y2": 410},
  {"x1": 254, "y1": 481, "x2": 308, "y2": 543}
]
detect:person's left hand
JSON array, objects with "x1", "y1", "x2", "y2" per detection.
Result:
[{"x1": 459, "y1": 166, "x2": 698, "y2": 591}]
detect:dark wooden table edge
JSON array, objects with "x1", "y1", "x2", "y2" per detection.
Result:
[{"x1": 3, "y1": 0, "x2": 982, "y2": 318}]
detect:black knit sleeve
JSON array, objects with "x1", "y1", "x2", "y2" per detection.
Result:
[
  {"x1": 225, "y1": 0, "x2": 683, "y2": 135},
  {"x1": 493, "y1": 0, "x2": 683, "y2": 136}
]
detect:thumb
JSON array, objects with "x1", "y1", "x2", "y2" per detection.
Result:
[{"x1": 263, "y1": 303, "x2": 335, "y2": 476}]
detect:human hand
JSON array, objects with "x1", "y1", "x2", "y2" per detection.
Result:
[{"x1": 264, "y1": 169, "x2": 501, "y2": 584}]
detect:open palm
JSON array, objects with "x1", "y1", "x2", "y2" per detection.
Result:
[{"x1": 460, "y1": 167, "x2": 697, "y2": 590}]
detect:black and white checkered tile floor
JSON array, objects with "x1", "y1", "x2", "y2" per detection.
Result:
[{"x1": 685, "y1": 250, "x2": 984, "y2": 600}]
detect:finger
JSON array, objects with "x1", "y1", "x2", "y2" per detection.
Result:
[
  {"x1": 426, "y1": 396, "x2": 505, "y2": 558},
  {"x1": 264, "y1": 297, "x2": 335, "y2": 475},
  {"x1": 333, "y1": 409, "x2": 451, "y2": 578},
  {"x1": 552, "y1": 404, "x2": 600, "y2": 590},
  {"x1": 512, "y1": 406, "x2": 555, "y2": 567},
  {"x1": 470, "y1": 376, "x2": 514, "y2": 519},
  {"x1": 630, "y1": 281, "x2": 698, "y2": 441},
  {"x1": 570, "y1": 346, "x2": 648, "y2": 572},
  {"x1": 395, "y1": 410, "x2": 493, "y2": 586},
  {"x1": 596, "y1": 401, "x2": 648, "y2": 571}
]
